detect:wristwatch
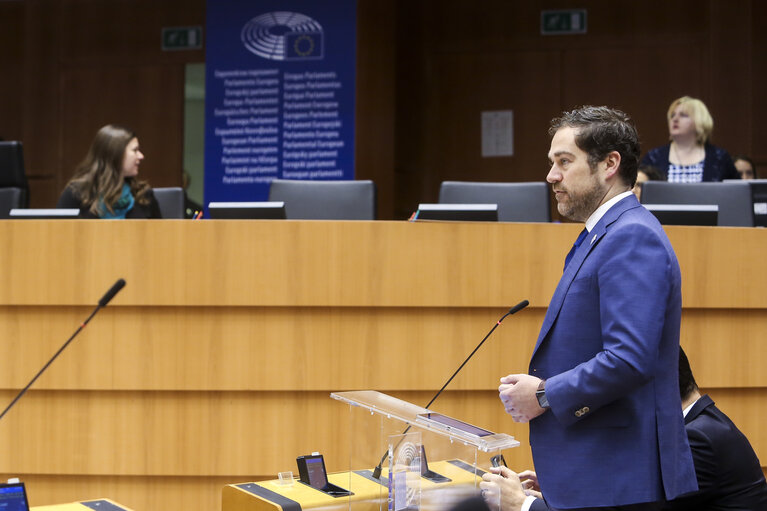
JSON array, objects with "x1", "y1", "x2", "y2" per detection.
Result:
[{"x1": 536, "y1": 379, "x2": 550, "y2": 409}]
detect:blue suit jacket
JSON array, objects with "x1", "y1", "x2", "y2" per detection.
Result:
[{"x1": 528, "y1": 194, "x2": 697, "y2": 508}]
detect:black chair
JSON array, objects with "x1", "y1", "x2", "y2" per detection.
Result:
[
  {"x1": 268, "y1": 179, "x2": 376, "y2": 220},
  {"x1": 438, "y1": 181, "x2": 551, "y2": 222},
  {"x1": 0, "y1": 141, "x2": 30, "y2": 207},
  {"x1": 641, "y1": 181, "x2": 754, "y2": 227},
  {"x1": 153, "y1": 187, "x2": 185, "y2": 219},
  {"x1": 0, "y1": 187, "x2": 24, "y2": 219}
]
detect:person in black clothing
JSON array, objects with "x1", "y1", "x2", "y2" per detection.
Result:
[
  {"x1": 664, "y1": 348, "x2": 767, "y2": 510},
  {"x1": 57, "y1": 124, "x2": 161, "y2": 218}
]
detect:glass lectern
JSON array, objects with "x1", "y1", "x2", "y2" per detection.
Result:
[
  {"x1": 331, "y1": 390, "x2": 519, "y2": 511},
  {"x1": 221, "y1": 390, "x2": 518, "y2": 511}
]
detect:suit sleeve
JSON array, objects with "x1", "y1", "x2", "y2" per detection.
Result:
[{"x1": 546, "y1": 222, "x2": 676, "y2": 427}]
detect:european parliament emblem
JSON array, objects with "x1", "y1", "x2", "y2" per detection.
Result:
[
  {"x1": 285, "y1": 31, "x2": 323, "y2": 60},
  {"x1": 241, "y1": 11, "x2": 325, "y2": 61}
]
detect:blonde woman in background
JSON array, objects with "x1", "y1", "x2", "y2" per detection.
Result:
[{"x1": 640, "y1": 96, "x2": 738, "y2": 183}]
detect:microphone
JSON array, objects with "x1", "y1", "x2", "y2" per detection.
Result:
[
  {"x1": 99, "y1": 278, "x2": 126, "y2": 307},
  {"x1": 0, "y1": 279, "x2": 127, "y2": 423},
  {"x1": 371, "y1": 299, "x2": 529, "y2": 479}
]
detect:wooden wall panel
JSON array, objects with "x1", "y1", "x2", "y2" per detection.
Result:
[
  {"x1": 0, "y1": 2, "x2": 24, "y2": 142},
  {"x1": 428, "y1": 51, "x2": 561, "y2": 189},
  {"x1": 393, "y1": 0, "x2": 762, "y2": 218},
  {"x1": 0, "y1": 221, "x2": 765, "y2": 511},
  {"x1": 58, "y1": 65, "x2": 186, "y2": 194},
  {"x1": 356, "y1": 2, "x2": 396, "y2": 220},
  {"x1": 0, "y1": 306, "x2": 542, "y2": 391},
  {"x1": 751, "y1": 0, "x2": 767, "y2": 166}
]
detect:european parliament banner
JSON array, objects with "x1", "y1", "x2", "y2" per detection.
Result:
[{"x1": 204, "y1": 1, "x2": 357, "y2": 204}]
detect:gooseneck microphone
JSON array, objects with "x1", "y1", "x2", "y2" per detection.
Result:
[
  {"x1": 371, "y1": 299, "x2": 530, "y2": 480},
  {"x1": 0, "y1": 278, "x2": 127, "y2": 423}
]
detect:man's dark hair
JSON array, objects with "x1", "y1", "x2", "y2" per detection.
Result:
[
  {"x1": 549, "y1": 106, "x2": 641, "y2": 187},
  {"x1": 678, "y1": 347, "x2": 698, "y2": 401}
]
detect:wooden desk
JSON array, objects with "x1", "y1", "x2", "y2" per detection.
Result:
[
  {"x1": 0, "y1": 220, "x2": 764, "y2": 511},
  {"x1": 222, "y1": 461, "x2": 481, "y2": 511},
  {"x1": 32, "y1": 499, "x2": 132, "y2": 510}
]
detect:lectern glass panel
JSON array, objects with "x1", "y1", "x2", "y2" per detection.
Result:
[{"x1": 331, "y1": 390, "x2": 519, "y2": 511}]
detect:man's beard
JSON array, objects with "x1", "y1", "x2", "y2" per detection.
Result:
[{"x1": 558, "y1": 179, "x2": 604, "y2": 222}]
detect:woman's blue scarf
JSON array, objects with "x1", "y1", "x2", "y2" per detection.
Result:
[{"x1": 98, "y1": 183, "x2": 134, "y2": 219}]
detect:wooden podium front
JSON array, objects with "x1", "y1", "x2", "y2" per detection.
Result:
[{"x1": 222, "y1": 460, "x2": 482, "y2": 511}]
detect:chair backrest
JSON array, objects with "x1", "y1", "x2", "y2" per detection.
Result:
[
  {"x1": 153, "y1": 187, "x2": 185, "y2": 219},
  {"x1": 438, "y1": 181, "x2": 551, "y2": 222},
  {"x1": 0, "y1": 141, "x2": 29, "y2": 207},
  {"x1": 268, "y1": 179, "x2": 376, "y2": 220},
  {"x1": 0, "y1": 187, "x2": 24, "y2": 218},
  {"x1": 641, "y1": 181, "x2": 754, "y2": 227}
]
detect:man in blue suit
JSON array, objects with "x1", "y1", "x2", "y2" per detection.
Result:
[
  {"x1": 479, "y1": 348, "x2": 767, "y2": 511},
  {"x1": 498, "y1": 106, "x2": 697, "y2": 510}
]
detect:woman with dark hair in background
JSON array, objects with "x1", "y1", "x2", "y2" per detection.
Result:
[
  {"x1": 57, "y1": 124, "x2": 162, "y2": 218},
  {"x1": 641, "y1": 96, "x2": 738, "y2": 183},
  {"x1": 733, "y1": 155, "x2": 757, "y2": 180}
]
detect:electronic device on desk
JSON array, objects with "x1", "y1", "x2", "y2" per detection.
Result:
[
  {"x1": 643, "y1": 204, "x2": 718, "y2": 226},
  {"x1": 9, "y1": 208, "x2": 80, "y2": 219},
  {"x1": 416, "y1": 412, "x2": 495, "y2": 438},
  {"x1": 0, "y1": 480, "x2": 29, "y2": 510},
  {"x1": 414, "y1": 204, "x2": 498, "y2": 222},
  {"x1": 296, "y1": 453, "x2": 353, "y2": 497},
  {"x1": 208, "y1": 201, "x2": 286, "y2": 219},
  {"x1": 747, "y1": 180, "x2": 767, "y2": 227},
  {"x1": 419, "y1": 446, "x2": 451, "y2": 483}
]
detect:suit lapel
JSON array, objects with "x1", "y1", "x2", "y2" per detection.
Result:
[
  {"x1": 684, "y1": 394, "x2": 714, "y2": 425},
  {"x1": 532, "y1": 195, "x2": 641, "y2": 357}
]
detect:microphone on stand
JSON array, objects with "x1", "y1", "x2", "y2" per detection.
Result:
[
  {"x1": 371, "y1": 299, "x2": 530, "y2": 480},
  {"x1": 0, "y1": 278, "x2": 127, "y2": 423}
]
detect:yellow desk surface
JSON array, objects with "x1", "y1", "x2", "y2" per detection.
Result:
[
  {"x1": 32, "y1": 499, "x2": 132, "y2": 510},
  {"x1": 223, "y1": 461, "x2": 482, "y2": 511}
]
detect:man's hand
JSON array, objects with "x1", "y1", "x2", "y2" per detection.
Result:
[
  {"x1": 518, "y1": 470, "x2": 542, "y2": 499},
  {"x1": 498, "y1": 374, "x2": 546, "y2": 422},
  {"x1": 480, "y1": 466, "x2": 528, "y2": 511}
]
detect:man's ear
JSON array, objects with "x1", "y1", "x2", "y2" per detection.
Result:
[{"x1": 603, "y1": 151, "x2": 622, "y2": 180}]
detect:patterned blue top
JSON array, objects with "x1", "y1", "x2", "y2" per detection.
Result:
[{"x1": 667, "y1": 160, "x2": 705, "y2": 183}]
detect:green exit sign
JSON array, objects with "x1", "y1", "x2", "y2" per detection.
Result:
[
  {"x1": 541, "y1": 10, "x2": 587, "y2": 35},
  {"x1": 162, "y1": 26, "x2": 203, "y2": 51}
]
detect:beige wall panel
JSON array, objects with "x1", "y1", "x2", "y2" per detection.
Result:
[
  {"x1": 3, "y1": 222, "x2": 765, "y2": 308},
  {"x1": 0, "y1": 390, "x2": 348, "y2": 476},
  {"x1": 0, "y1": 221, "x2": 576, "y2": 307},
  {"x1": 0, "y1": 306, "x2": 542, "y2": 391},
  {"x1": 4, "y1": 306, "x2": 766, "y2": 391},
  {"x1": 682, "y1": 310, "x2": 767, "y2": 387},
  {"x1": 0, "y1": 390, "x2": 533, "y2": 476}
]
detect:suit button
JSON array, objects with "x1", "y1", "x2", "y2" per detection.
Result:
[
  {"x1": 582, "y1": 406, "x2": 590, "y2": 414},
  {"x1": 574, "y1": 410, "x2": 582, "y2": 417}
]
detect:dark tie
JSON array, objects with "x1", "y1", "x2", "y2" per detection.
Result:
[{"x1": 563, "y1": 228, "x2": 588, "y2": 271}]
